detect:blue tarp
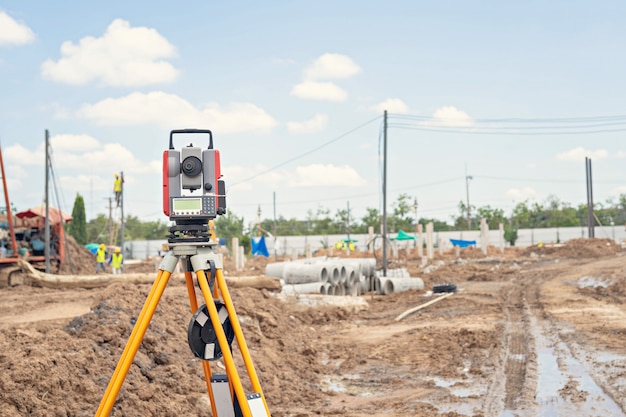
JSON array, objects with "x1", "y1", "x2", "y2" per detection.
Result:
[
  {"x1": 450, "y1": 239, "x2": 476, "y2": 248},
  {"x1": 85, "y1": 243, "x2": 99, "y2": 254},
  {"x1": 251, "y1": 236, "x2": 270, "y2": 257}
]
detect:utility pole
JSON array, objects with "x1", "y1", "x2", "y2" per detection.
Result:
[
  {"x1": 44, "y1": 130, "x2": 51, "y2": 274},
  {"x1": 382, "y1": 110, "x2": 388, "y2": 277},
  {"x1": 120, "y1": 171, "x2": 125, "y2": 257},
  {"x1": 346, "y1": 201, "x2": 350, "y2": 241},
  {"x1": 108, "y1": 197, "x2": 113, "y2": 248},
  {"x1": 585, "y1": 157, "x2": 595, "y2": 238},
  {"x1": 465, "y1": 165, "x2": 473, "y2": 230},
  {"x1": 413, "y1": 197, "x2": 418, "y2": 242},
  {"x1": 273, "y1": 191, "x2": 277, "y2": 260}
]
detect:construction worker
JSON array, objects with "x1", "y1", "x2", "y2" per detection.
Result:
[
  {"x1": 96, "y1": 243, "x2": 107, "y2": 273},
  {"x1": 113, "y1": 173, "x2": 124, "y2": 207},
  {"x1": 109, "y1": 247, "x2": 123, "y2": 275}
]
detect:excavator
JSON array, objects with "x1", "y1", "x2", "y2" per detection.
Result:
[{"x1": 0, "y1": 144, "x2": 70, "y2": 287}]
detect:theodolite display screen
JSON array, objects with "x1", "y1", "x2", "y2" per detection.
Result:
[{"x1": 172, "y1": 198, "x2": 202, "y2": 212}]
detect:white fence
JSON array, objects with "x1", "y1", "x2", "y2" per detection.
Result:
[{"x1": 124, "y1": 225, "x2": 626, "y2": 260}]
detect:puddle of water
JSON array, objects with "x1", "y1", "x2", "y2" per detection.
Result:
[
  {"x1": 577, "y1": 275, "x2": 611, "y2": 288},
  {"x1": 536, "y1": 347, "x2": 566, "y2": 399},
  {"x1": 532, "y1": 316, "x2": 625, "y2": 416},
  {"x1": 321, "y1": 376, "x2": 346, "y2": 393},
  {"x1": 432, "y1": 377, "x2": 479, "y2": 398}
]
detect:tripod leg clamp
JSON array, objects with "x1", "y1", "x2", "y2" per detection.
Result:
[{"x1": 158, "y1": 251, "x2": 179, "y2": 273}]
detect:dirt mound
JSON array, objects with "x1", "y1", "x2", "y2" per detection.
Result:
[
  {"x1": 58, "y1": 235, "x2": 97, "y2": 275},
  {"x1": 521, "y1": 238, "x2": 623, "y2": 259}
]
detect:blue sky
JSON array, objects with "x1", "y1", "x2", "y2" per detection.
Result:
[{"x1": 1, "y1": 1, "x2": 626, "y2": 228}]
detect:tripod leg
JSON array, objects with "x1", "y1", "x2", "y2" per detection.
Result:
[
  {"x1": 216, "y1": 268, "x2": 271, "y2": 417},
  {"x1": 95, "y1": 269, "x2": 164, "y2": 415},
  {"x1": 184, "y1": 271, "x2": 218, "y2": 417},
  {"x1": 95, "y1": 251, "x2": 178, "y2": 417},
  {"x1": 196, "y1": 269, "x2": 254, "y2": 417}
]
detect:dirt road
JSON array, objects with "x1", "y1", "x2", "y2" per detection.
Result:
[{"x1": 0, "y1": 239, "x2": 625, "y2": 416}]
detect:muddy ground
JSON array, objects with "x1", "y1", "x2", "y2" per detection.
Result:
[{"x1": 1, "y1": 238, "x2": 626, "y2": 416}]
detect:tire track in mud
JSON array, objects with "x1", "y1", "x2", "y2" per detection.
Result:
[
  {"x1": 482, "y1": 276, "x2": 537, "y2": 417},
  {"x1": 485, "y1": 263, "x2": 626, "y2": 417}
]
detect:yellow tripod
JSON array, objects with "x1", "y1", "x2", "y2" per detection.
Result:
[{"x1": 94, "y1": 241, "x2": 271, "y2": 417}]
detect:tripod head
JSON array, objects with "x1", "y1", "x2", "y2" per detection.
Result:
[{"x1": 163, "y1": 129, "x2": 226, "y2": 243}]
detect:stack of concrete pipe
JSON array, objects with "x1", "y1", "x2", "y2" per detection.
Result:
[
  {"x1": 374, "y1": 269, "x2": 424, "y2": 295},
  {"x1": 265, "y1": 257, "x2": 422, "y2": 296}
]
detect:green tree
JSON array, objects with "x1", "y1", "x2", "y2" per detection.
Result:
[
  {"x1": 215, "y1": 210, "x2": 245, "y2": 246},
  {"x1": 309, "y1": 207, "x2": 334, "y2": 235},
  {"x1": 418, "y1": 218, "x2": 452, "y2": 232},
  {"x1": 356, "y1": 207, "x2": 380, "y2": 233},
  {"x1": 124, "y1": 215, "x2": 169, "y2": 240},
  {"x1": 86, "y1": 214, "x2": 109, "y2": 243},
  {"x1": 389, "y1": 193, "x2": 414, "y2": 232},
  {"x1": 68, "y1": 193, "x2": 87, "y2": 245}
]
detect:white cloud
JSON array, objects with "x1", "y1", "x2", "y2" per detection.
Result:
[
  {"x1": 618, "y1": 151, "x2": 626, "y2": 158},
  {"x1": 431, "y1": 106, "x2": 474, "y2": 127},
  {"x1": 4, "y1": 136, "x2": 160, "y2": 176},
  {"x1": 41, "y1": 19, "x2": 178, "y2": 86},
  {"x1": 556, "y1": 146, "x2": 609, "y2": 161},
  {"x1": 290, "y1": 81, "x2": 347, "y2": 102},
  {"x1": 371, "y1": 98, "x2": 409, "y2": 114},
  {"x1": 51, "y1": 134, "x2": 100, "y2": 152},
  {"x1": 506, "y1": 187, "x2": 537, "y2": 200},
  {"x1": 0, "y1": 12, "x2": 35, "y2": 46},
  {"x1": 77, "y1": 91, "x2": 278, "y2": 133},
  {"x1": 304, "y1": 53, "x2": 361, "y2": 80},
  {"x1": 289, "y1": 164, "x2": 367, "y2": 187},
  {"x1": 286, "y1": 114, "x2": 328, "y2": 135}
]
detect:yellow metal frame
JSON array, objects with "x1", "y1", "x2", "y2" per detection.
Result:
[{"x1": 94, "y1": 247, "x2": 271, "y2": 417}]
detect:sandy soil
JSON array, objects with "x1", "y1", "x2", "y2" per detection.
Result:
[{"x1": 1, "y1": 238, "x2": 626, "y2": 416}]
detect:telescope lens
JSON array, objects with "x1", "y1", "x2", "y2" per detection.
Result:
[{"x1": 182, "y1": 156, "x2": 202, "y2": 177}]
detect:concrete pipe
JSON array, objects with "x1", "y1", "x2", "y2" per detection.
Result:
[
  {"x1": 381, "y1": 277, "x2": 425, "y2": 295},
  {"x1": 345, "y1": 267, "x2": 357, "y2": 286},
  {"x1": 339, "y1": 265, "x2": 347, "y2": 283},
  {"x1": 322, "y1": 282, "x2": 332, "y2": 295},
  {"x1": 265, "y1": 262, "x2": 288, "y2": 279},
  {"x1": 328, "y1": 265, "x2": 341, "y2": 285},
  {"x1": 359, "y1": 275, "x2": 373, "y2": 294},
  {"x1": 282, "y1": 263, "x2": 329, "y2": 284},
  {"x1": 281, "y1": 282, "x2": 328, "y2": 295},
  {"x1": 374, "y1": 277, "x2": 385, "y2": 295},
  {"x1": 333, "y1": 284, "x2": 346, "y2": 296},
  {"x1": 340, "y1": 258, "x2": 376, "y2": 278},
  {"x1": 344, "y1": 282, "x2": 359, "y2": 297}
]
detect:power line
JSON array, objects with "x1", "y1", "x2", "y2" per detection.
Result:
[
  {"x1": 390, "y1": 113, "x2": 626, "y2": 124},
  {"x1": 388, "y1": 112, "x2": 626, "y2": 135},
  {"x1": 228, "y1": 115, "x2": 382, "y2": 189},
  {"x1": 388, "y1": 123, "x2": 626, "y2": 135}
]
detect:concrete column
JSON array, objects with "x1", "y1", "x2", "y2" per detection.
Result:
[
  {"x1": 438, "y1": 237, "x2": 444, "y2": 256},
  {"x1": 426, "y1": 222, "x2": 434, "y2": 260},
  {"x1": 368, "y1": 226, "x2": 374, "y2": 253},
  {"x1": 291, "y1": 247, "x2": 298, "y2": 260},
  {"x1": 391, "y1": 242, "x2": 398, "y2": 259},
  {"x1": 499, "y1": 223, "x2": 505, "y2": 253},
  {"x1": 417, "y1": 224, "x2": 423, "y2": 257},
  {"x1": 480, "y1": 218, "x2": 489, "y2": 255},
  {"x1": 232, "y1": 237, "x2": 239, "y2": 270},
  {"x1": 305, "y1": 243, "x2": 312, "y2": 258},
  {"x1": 238, "y1": 246, "x2": 245, "y2": 270}
]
